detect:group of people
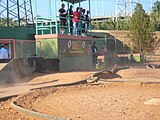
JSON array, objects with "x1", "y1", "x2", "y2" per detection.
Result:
[
  {"x1": 92, "y1": 42, "x2": 107, "y2": 68},
  {"x1": 58, "y1": 4, "x2": 91, "y2": 36},
  {"x1": 0, "y1": 44, "x2": 9, "y2": 59}
]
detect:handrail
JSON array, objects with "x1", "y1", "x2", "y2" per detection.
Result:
[{"x1": 35, "y1": 15, "x2": 92, "y2": 36}]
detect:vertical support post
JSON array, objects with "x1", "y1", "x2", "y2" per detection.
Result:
[
  {"x1": 54, "y1": 0, "x2": 58, "y2": 34},
  {"x1": 17, "y1": 0, "x2": 21, "y2": 27},
  {"x1": 67, "y1": 0, "x2": 70, "y2": 34},
  {"x1": 29, "y1": 0, "x2": 34, "y2": 26},
  {"x1": 150, "y1": 0, "x2": 153, "y2": 14},
  {"x1": 49, "y1": 0, "x2": 53, "y2": 34},
  {"x1": 105, "y1": 34, "x2": 107, "y2": 48},
  {"x1": 24, "y1": 0, "x2": 28, "y2": 27},
  {"x1": 79, "y1": 1, "x2": 82, "y2": 35},
  {"x1": 35, "y1": 0, "x2": 38, "y2": 35},
  {"x1": 13, "y1": 40, "x2": 17, "y2": 58},
  {"x1": 89, "y1": 0, "x2": 91, "y2": 16},
  {"x1": 7, "y1": 0, "x2": 9, "y2": 27},
  {"x1": 34, "y1": 0, "x2": 38, "y2": 56},
  {"x1": 88, "y1": 0, "x2": 91, "y2": 34},
  {"x1": 115, "y1": 38, "x2": 117, "y2": 53}
]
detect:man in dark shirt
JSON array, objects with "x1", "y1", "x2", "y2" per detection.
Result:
[
  {"x1": 85, "y1": 10, "x2": 91, "y2": 35},
  {"x1": 67, "y1": 5, "x2": 73, "y2": 35},
  {"x1": 92, "y1": 41, "x2": 98, "y2": 68},
  {"x1": 59, "y1": 4, "x2": 67, "y2": 34}
]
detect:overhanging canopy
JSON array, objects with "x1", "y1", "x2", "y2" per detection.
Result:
[{"x1": 61, "y1": 0, "x2": 87, "y2": 4}]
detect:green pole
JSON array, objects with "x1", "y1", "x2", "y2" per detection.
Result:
[
  {"x1": 67, "y1": 0, "x2": 70, "y2": 34},
  {"x1": 89, "y1": 0, "x2": 91, "y2": 35},
  {"x1": 49, "y1": 0, "x2": 53, "y2": 34},
  {"x1": 89, "y1": 0, "x2": 91, "y2": 17},
  {"x1": 54, "y1": 0, "x2": 58, "y2": 34},
  {"x1": 79, "y1": 1, "x2": 82, "y2": 35},
  {"x1": 34, "y1": 0, "x2": 38, "y2": 56},
  {"x1": 35, "y1": 0, "x2": 38, "y2": 35}
]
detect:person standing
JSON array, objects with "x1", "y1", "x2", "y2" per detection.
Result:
[
  {"x1": 85, "y1": 10, "x2": 91, "y2": 35},
  {"x1": 67, "y1": 5, "x2": 73, "y2": 35},
  {"x1": 59, "y1": 4, "x2": 67, "y2": 34},
  {"x1": 98, "y1": 45, "x2": 108, "y2": 67},
  {"x1": 73, "y1": 7, "x2": 79, "y2": 36},
  {"x1": 81, "y1": 9, "x2": 86, "y2": 36},
  {"x1": 78, "y1": 7, "x2": 83, "y2": 35},
  {"x1": 92, "y1": 42, "x2": 98, "y2": 68},
  {"x1": 0, "y1": 44, "x2": 9, "y2": 59}
]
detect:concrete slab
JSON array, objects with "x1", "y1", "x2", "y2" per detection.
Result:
[{"x1": 0, "y1": 63, "x2": 7, "y2": 71}]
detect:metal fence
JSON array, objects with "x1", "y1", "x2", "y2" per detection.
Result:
[{"x1": 0, "y1": 39, "x2": 42, "y2": 59}]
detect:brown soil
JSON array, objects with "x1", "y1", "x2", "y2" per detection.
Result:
[{"x1": 0, "y1": 68, "x2": 160, "y2": 120}]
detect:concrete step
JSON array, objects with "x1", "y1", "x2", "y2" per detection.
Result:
[{"x1": 0, "y1": 63, "x2": 7, "y2": 71}]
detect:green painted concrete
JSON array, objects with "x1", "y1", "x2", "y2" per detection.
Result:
[
  {"x1": 38, "y1": 38, "x2": 58, "y2": 58},
  {"x1": 59, "y1": 56, "x2": 92, "y2": 72},
  {"x1": 0, "y1": 27, "x2": 35, "y2": 40}
]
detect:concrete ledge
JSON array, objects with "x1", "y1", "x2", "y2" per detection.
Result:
[
  {"x1": 0, "y1": 95, "x2": 18, "y2": 102},
  {"x1": 11, "y1": 97, "x2": 67, "y2": 120}
]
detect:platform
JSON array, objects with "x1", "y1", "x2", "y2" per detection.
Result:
[{"x1": 35, "y1": 34, "x2": 93, "y2": 71}]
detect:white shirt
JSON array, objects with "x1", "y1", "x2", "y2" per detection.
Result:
[
  {"x1": 93, "y1": 48, "x2": 97, "y2": 53},
  {"x1": 0, "y1": 47, "x2": 9, "y2": 59}
]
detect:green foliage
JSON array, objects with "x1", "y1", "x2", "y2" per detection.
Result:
[
  {"x1": 91, "y1": 17, "x2": 129, "y2": 30},
  {"x1": 0, "y1": 18, "x2": 17, "y2": 27},
  {"x1": 91, "y1": 18, "x2": 116, "y2": 30},
  {"x1": 152, "y1": 1, "x2": 160, "y2": 14},
  {"x1": 101, "y1": 19, "x2": 115, "y2": 30},
  {"x1": 95, "y1": 22, "x2": 103, "y2": 30},
  {"x1": 150, "y1": 1, "x2": 160, "y2": 31},
  {"x1": 128, "y1": 3, "x2": 156, "y2": 53}
]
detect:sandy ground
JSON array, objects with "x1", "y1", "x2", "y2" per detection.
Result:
[
  {"x1": 17, "y1": 83, "x2": 160, "y2": 120},
  {"x1": 0, "y1": 72, "x2": 93, "y2": 98},
  {"x1": 0, "y1": 66, "x2": 160, "y2": 120}
]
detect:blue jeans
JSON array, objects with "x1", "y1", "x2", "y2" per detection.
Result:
[{"x1": 73, "y1": 22, "x2": 78, "y2": 35}]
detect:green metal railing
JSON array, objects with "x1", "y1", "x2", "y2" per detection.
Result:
[{"x1": 35, "y1": 16, "x2": 92, "y2": 36}]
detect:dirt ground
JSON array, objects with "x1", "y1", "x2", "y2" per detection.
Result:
[{"x1": 0, "y1": 66, "x2": 160, "y2": 120}]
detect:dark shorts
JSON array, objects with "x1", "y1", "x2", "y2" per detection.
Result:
[{"x1": 60, "y1": 19, "x2": 66, "y2": 28}]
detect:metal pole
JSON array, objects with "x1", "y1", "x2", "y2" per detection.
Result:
[
  {"x1": 67, "y1": 0, "x2": 70, "y2": 34},
  {"x1": 13, "y1": 40, "x2": 17, "y2": 58},
  {"x1": 17, "y1": 0, "x2": 20, "y2": 27},
  {"x1": 150, "y1": 0, "x2": 153, "y2": 14},
  {"x1": 55, "y1": 0, "x2": 58, "y2": 34},
  {"x1": 89, "y1": 0, "x2": 91, "y2": 17},
  {"x1": 115, "y1": 38, "x2": 117, "y2": 53},
  {"x1": 29, "y1": 0, "x2": 34, "y2": 26},
  {"x1": 105, "y1": 34, "x2": 107, "y2": 47},
  {"x1": 49, "y1": 0, "x2": 53, "y2": 34},
  {"x1": 24, "y1": 0, "x2": 28, "y2": 27},
  {"x1": 95, "y1": 0, "x2": 97, "y2": 16},
  {"x1": 102, "y1": 0, "x2": 104, "y2": 16},
  {"x1": 7, "y1": 0, "x2": 9, "y2": 27},
  {"x1": 35, "y1": 0, "x2": 38, "y2": 35}
]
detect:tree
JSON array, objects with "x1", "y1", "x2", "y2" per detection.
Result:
[
  {"x1": 0, "y1": 18, "x2": 17, "y2": 27},
  {"x1": 128, "y1": 3, "x2": 156, "y2": 54},
  {"x1": 150, "y1": 1, "x2": 160, "y2": 31},
  {"x1": 152, "y1": 1, "x2": 160, "y2": 14},
  {"x1": 95, "y1": 22, "x2": 103, "y2": 30}
]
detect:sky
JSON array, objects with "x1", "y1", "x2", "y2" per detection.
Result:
[{"x1": 32, "y1": 0, "x2": 157, "y2": 18}]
